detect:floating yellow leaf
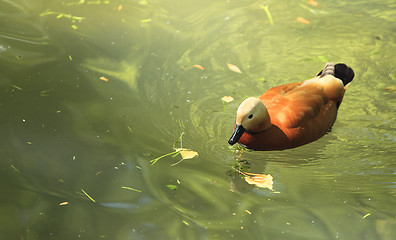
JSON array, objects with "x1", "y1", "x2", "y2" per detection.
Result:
[
  {"x1": 221, "y1": 96, "x2": 234, "y2": 103},
  {"x1": 363, "y1": 213, "x2": 371, "y2": 219},
  {"x1": 100, "y1": 76, "x2": 109, "y2": 82},
  {"x1": 59, "y1": 202, "x2": 69, "y2": 206},
  {"x1": 243, "y1": 173, "x2": 273, "y2": 190},
  {"x1": 193, "y1": 64, "x2": 205, "y2": 70},
  {"x1": 117, "y1": 4, "x2": 123, "y2": 11},
  {"x1": 151, "y1": 132, "x2": 198, "y2": 166},
  {"x1": 308, "y1": 0, "x2": 318, "y2": 7},
  {"x1": 174, "y1": 148, "x2": 199, "y2": 160},
  {"x1": 227, "y1": 63, "x2": 242, "y2": 73},
  {"x1": 297, "y1": 17, "x2": 310, "y2": 25}
]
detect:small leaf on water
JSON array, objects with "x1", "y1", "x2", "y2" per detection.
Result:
[
  {"x1": 193, "y1": 65, "x2": 205, "y2": 70},
  {"x1": 174, "y1": 148, "x2": 198, "y2": 160},
  {"x1": 59, "y1": 202, "x2": 69, "y2": 206},
  {"x1": 117, "y1": 5, "x2": 123, "y2": 11},
  {"x1": 308, "y1": 0, "x2": 318, "y2": 7},
  {"x1": 151, "y1": 133, "x2": 198, "y2": 166},
  {"x1": 100, "y1": 76, "x2": 109, "y2": 82},
  {"x1": 363, "y1": 213, "x2": 371, "y2": 219},
  {"x1": 243, "y1": 173, "x2": 273, "y2": 190},
  {"x1": 227, "y1": 63, "x2": 242, "y2": 73},
  {"x1": 221, "y1": 96, "x2": 234, "y2": 103},
  {"x1": 297, "y1": 17, "x2": 310, "y2": 24},
  {"x1": 166, "y1": 184, "x2": 178, "y2": 190}
]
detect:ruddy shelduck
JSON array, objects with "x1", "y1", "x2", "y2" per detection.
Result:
[{"x1": 228, "y1": 63, "x2": 354, "y2": 150}]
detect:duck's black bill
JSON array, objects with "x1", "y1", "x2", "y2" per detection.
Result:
[{"x1": 228, "y1": 124, "x2": 246, "y2": 145}]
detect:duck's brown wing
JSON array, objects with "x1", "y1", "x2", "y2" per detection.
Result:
[{"x1": 259, "y1": 82, "x2": 329, "y2": 129}]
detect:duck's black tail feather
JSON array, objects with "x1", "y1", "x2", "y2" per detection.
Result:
[
  {"x1": 334, "y1": 63, "x2": 354, "y2": 86},
  {"x1": 317, "y1": 63, "x2": 355, "y2": 86}
]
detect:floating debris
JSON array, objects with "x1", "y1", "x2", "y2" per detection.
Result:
[
  {"x1": 221, "y1": 96, "x2": 234, "y2": 103},
  {"x1": 40, "y1": 10, "x2": 86, "y2": 22},
  {"x1": 166, "y1": 184, "x2": 178, "y2": 190},
  {"x1": 9, "y1": 84, "x2": 23, "y2": 91},
  {"x1": 81, "y1": 189, "x2": 96, "y2": 203},
  {"x1": 233, "y1": 167, "x2": 274, "y2": 190},
  {"x1": 150, "y1": 132, "x2": 198, "y2": 166},
  {"x1": 384, "y1": 86, "x2": 396, "y2": 92},
  {"x1": 121, "y1": 186, "x2": 142, "y2": 192},
  {"x1": 193, "y1": 65, "x2": 205, "y2": 70},
  {"x1": 10, "y1": 164, "x2": 20, "y2": 174},
  {"x1": 174, "y1": 148, "x2": 198, "y2": 160},
  {"x1": 260, "y1": 4, "x2": 274, "y2": 26},
  {"x1": 40, "y1": 89, "x2": 54, "y2": 96},
  {"x1": 100, "y1": 76, "x2": 109, "y2": 82},
  {"x1": 127, "y1": 125, "x2": 133, "y2": 134},
  {"x1": 308, "y1": 0, "x2": 318, "y2": 7},
  {"x1": 59, "y1": 202, "x2": 69, "y2": 206},
  {"x1": 297, "y1": 17, "x2": 310, "y2": 24},
  {"x1": 244, "y1": 173, "x2": 273, "y2": 190},
  {"x1": 227, "y1": 63, "x2": 242, "y2": 73}
]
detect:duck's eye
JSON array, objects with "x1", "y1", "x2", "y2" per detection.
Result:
[{"x1": 248, "y1": 114, "x2": 253, "y2": 119}]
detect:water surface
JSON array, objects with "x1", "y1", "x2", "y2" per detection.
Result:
[{"x1": 1, "y1": 0, "x2": 396, "y2": 239}]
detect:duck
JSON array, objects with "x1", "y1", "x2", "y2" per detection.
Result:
[{"x1": 228, "y1": 62, "x2": 354, "y2": 151}]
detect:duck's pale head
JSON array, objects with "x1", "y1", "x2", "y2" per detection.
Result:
[{"x1": 228, "y1": 97, "x2": 271, "y2": 145}]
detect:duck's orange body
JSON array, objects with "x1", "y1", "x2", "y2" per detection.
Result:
[{"x1": 228, "y1": 63, "x2": 354, "y2": 151}]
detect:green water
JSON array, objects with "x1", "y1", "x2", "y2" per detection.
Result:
[{"x1": 1, "y1": 0, "x2": 396, "y2": 239}]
